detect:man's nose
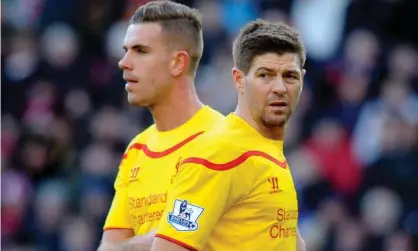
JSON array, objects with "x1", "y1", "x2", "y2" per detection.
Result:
[
  {"x1": 271, "y1": 77, "x2": 286, "y2": 94},
  {"x1": 118, "y1": 54, "x2": 132, "y2": 70}
]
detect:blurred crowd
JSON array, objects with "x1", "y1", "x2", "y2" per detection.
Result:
[{"x1": 2, "y1": 0, "x2": 418, "y2": 251}]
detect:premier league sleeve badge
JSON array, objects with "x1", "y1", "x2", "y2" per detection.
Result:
[{"x1": 167, "y1": 199, "x2": 204, "y2": 231}]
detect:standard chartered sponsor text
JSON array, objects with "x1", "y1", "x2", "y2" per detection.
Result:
[
  {"x1": 133, "y1": 210, "x2": 164, "y2": 226},
  {"x1": 129, "y1": 192, "x2": 167, "y2": 209},
  {"x1": 269, "y1": 208, "x2": 298, "y2": 239}
]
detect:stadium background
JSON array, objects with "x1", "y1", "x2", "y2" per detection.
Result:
[{"x1": 2, "y1": 0, "x2": 418, "y2": 250}]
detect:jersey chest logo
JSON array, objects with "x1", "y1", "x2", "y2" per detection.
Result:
[
  {"x1": 268, "y1": 176, "x2": 281, "y2": 194},
  {"x1": 129, "y1": 167, "x2": 140, "y2": 183},
  {"x1": 171, "y1": 158, "x2": 182, "y2": 184},
  {"x1": 167, "y1": 199, "x2": 204, "y2": 231}
]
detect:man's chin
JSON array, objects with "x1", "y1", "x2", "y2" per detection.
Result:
[
  {"x1": 266, "y1": 121, "x2": 287, "y2": 128},
  {"x1": 127, "y1": 95, "x2": 147, "y2": 107},
  {"x1": 263, "y1": 115, "x2": 288, "y2": 127}
]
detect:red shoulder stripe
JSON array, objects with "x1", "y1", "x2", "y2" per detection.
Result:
[
  {"x1": 181, "y1": 150, "x2": 287, "y2": 171},
  {"x1": 156, "y1": 234, "x2": 198, "y2": 251},
  {"x1": 122, "y1": 131, "x2": 204, "y2": 159},
  {"x1": 103, "y1": 227, "x2": 133, "y2": 231}
]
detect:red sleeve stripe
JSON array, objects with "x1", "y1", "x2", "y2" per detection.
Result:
[
  {"x1": 103, "y1": 227, "x2": 133, "y2": 231},
  {"x1": 155, "y1": 234, "x2": 198, "y2": 251},
  {"x1": 122, "y1": 131, "x2": 204, "y2": 159},
  {"x1": 181, "y1": 150, "x2": 287, "y2": 171}
]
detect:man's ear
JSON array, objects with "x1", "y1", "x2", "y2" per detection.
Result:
[
  {"x1": 170, "y1": 50, "x2": 189, "y2": 76},
  {"x1": 232, "y1": 67, "x2": 245, "y2": 94}
]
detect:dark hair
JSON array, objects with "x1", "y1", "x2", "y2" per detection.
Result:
[
  {"x1": 233, "y1": 19, "x2": 306, "y2": 74},
  {"x1": 131, "y1": 1, "x2": 203, "y2": 74}
]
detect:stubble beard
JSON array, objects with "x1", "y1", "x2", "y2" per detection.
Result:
[{"x1": 261, "y1": 110, "x2": 292, "y2": 128}]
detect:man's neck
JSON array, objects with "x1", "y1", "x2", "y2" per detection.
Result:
[
  {"x1": 150, "y1": 81, "x2": 203, "y2": 132},
  {"x1": 235, "y1": 106, "x2": 285, "y2": 141}
]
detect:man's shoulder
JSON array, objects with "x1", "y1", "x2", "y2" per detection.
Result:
[
  {"x1": 180, "y1": 123, "x2": 251, "y2": 170},
  {"x1": 190, "y1": 106, "x2": 225, "y2": 132},
  {"x1": 205, "y1": 106, "x2": 225, "y2": 121},
  {"x1": 194, "y1": 118, "x2": 241, "y2": 146},
  {"x1": 127, "y1": 124, "x2": 156, "y2": 146}
]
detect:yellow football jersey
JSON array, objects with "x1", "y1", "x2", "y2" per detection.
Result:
[
  {"x1": 156, "y1": 114, "x2": 299, "y2": 251},
  {"x1": 103, "y1": 106, "x2": 225, "y2": 235}
]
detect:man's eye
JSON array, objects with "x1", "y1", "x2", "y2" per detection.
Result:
[
  {"x1": 285, "y1": 73, "x2": 299, "y2": 80},
  {"x1": 259, "y1": 73, "x2": 269, "y2": 79}
]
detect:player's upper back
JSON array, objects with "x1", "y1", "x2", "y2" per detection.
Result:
[
  {"x1": 179, "y1": 113, "x2": 291, "y2": 202},
  {"x1": 160, "y1": 113, "x2": 298, "y2": 251},
  {"x1": 185, "y1": 112, "x2": 288, "y2": 164}
]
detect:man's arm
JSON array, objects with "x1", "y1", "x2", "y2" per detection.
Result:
[
  {"x1": 98, "y1": 229, "x2": 134, "y2": 251},
  {"x1": 98, "y1": 229, "x2": 155, "y2": 251},
  {"x1": 151, "y1": 237, "x2": 192, "y2": 251},
  {"x1": 102, "y1": 229, "x2": 135, "y2": 243}
]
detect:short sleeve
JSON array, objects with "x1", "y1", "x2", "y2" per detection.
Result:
[
  {"x1": 103, "y1": 150, "x2": 133, "y2": 230},
  {"x1": 155, "y1": 159, "x2": 237, "y2": 251}
]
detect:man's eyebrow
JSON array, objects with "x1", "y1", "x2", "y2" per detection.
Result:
[
  {"x1": 123, "y1": 44, "x2": 151, "y2": 51},
  {"x1": 285, "y1": 69, "x2": 301, "y2": 75},
  {"x1": 255, "y1": 67, "x2": 301, "y2": 74},
  {"x1": 255, "y1": 66, "x2": 275, "y2": 72}
]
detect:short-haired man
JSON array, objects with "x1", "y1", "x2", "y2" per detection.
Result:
[
  {"x1": 98, "y1": 1, "x2": 224, "y2": 251},
  {"x1": 152, "y1": 19, "x2": 307, "y2": 251}
]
